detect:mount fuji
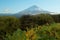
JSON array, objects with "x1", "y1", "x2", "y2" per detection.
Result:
[
  {"x1": 14, "y1": 5, "x2": 50, "y2": 17},
  {"x1": 0, "y1": 5, "x2": 51, "y2": 17}
]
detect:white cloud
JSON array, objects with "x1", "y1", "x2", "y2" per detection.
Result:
[{"x1": 3, "y1": 8, "x2": 11, "y2": 13}]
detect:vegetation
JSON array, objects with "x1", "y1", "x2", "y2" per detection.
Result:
[
  {"x1": 0, "y1": 14, "x2": 60, "y2": 40},
  {"x1": 5, "y1": 29, "x2": 26, "y2": 40},
  {"x1": 20, "y1": 14, "x2": 54, "y2": 30},
  {"x1": 5, "y1": 23, "x2": 60, "y2": 40}
]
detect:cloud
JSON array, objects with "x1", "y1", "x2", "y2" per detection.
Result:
[{"x1": 3, "y1": 8, "x2": 11, "y2": 13}]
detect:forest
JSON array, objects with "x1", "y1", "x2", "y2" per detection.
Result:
[{"x1": 0, "y1": 14, "x2": 60, "y2": 40}]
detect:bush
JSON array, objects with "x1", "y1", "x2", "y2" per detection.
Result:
[
  {"x1": 4, "y1": 23, "x2": 60, "y2": 40},
  {"x1": 35, "y1": 14, "x2": 54, "y2": 25},
  {"x1": 20, "y1": 15, "x2": 38, "y2": 30},
  {"x1": 5, "y1": 29, "x2": 26, "y2": 40},
  {"x1": 19, "y1": 14, "x2": 54, "y2": 30},
  {"x1": 36, "y1": 23, "x2": 60, "y2": 40},
  {"x1": 0, "y1": 16, "x2": 20, "y2": 40}
]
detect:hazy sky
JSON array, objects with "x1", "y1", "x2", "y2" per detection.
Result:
[{"x1": 0, "y1": 0, "x2": 60, "y2": 13}]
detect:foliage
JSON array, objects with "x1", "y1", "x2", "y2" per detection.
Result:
[
  {"x1": 52, "y1": 14, "x2": 60, "y2": 23},
  {"x1": 0, "y1": 16, "x2": 20, "y2": 40},
  {"x1": 19, "y1": 14, "x2": 54, "y2": 30},
  {"x1": 20, "y1": 15, "x2": 38, "y2": 30},
  {"x1": 0, "y1": 14, "x2": 60, "y2": 40},
  {"x1": 4, "y1": 23, "x2": 60, "y2": 40},
  {"x1": 26, "y1": 28, "x2": 38, "y2": 40},
  {"x1": 36, "y1": 23, "x2": 60, "y2": 40},
  {"x1": 22, "y1": 23, "x2": 60, "y2": 40},
  {"x1": 5, "y1": 29, "x2": 26, "y2": 40},
  {"x1": 35, "y1": 14, "x2": 54, "y2": 25}
]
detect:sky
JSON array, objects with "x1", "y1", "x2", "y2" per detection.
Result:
[{"x1": 0, "y1": 0, "x2": 60, "y2": 14}]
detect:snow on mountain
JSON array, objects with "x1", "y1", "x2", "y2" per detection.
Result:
[{"x1": 14, "y1": 5, "x2": 50, "y2": 17}]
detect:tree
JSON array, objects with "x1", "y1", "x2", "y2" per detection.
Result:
[
  {"x1": 4, "y1": 16, "x2": 20, "y2": 34},
  {"x1": 5, "y1": 29, "x2": 26, "y2": 40},
  {"x1": 20, "y1": 15, "x2": 38, "y2": 30},
  {"x1": 0, "y1": 16, "x2": 20, "y2": 40},
  {"x1": 35, "y1": 14, "x2": 54, "y2": 25}
]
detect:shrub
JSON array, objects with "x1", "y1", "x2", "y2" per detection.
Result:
[
  {"x1": 36, "y1": 23, "x2": 60, "y2": 40},
  {"x1": 35, "y1": 14, "x2": 54, "y2": 25},
  {"x1": 5, "y1": 29, "x2": 26, "y2": 40}
]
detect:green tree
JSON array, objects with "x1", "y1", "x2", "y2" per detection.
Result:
[
  {"x1": 0, "y1": 16, "x2": 20, "y2": 40},
  {"x1": 35, "y1": 14, "x2": 54, "y2": 25},
  {"x1": 20, "y1": 15, "x2": 37, "y2": 30},
  {"x1": 5, "y1": 29, "x2": 26, "y2": 40}
]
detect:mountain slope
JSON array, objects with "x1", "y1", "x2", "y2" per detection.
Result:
[
  {"x1": 0, "y1": 5, "x2": 50, "y2": 17},
  {"x1": 14, "y1": 5, "x2": 50, "y2": 17}
]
